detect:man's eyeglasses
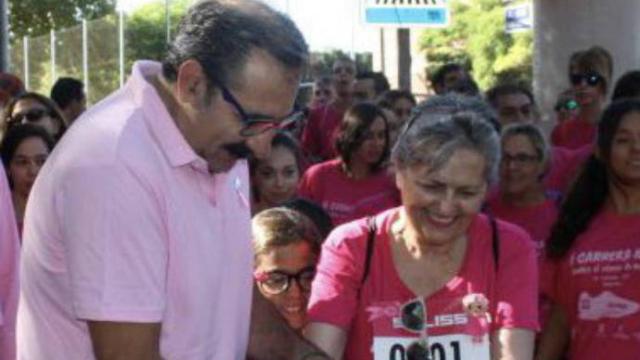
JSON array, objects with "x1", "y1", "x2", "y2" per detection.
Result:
[
  {"x1": 10, "y1": 108, "x2": 51, "y2": 124},
  {"x1": 570, "y1": 72, "x2": 603, "y2": 87},
  {"x1": 253, "y1": 266, "x2": 316, "y2": 295},
  {"x1": 396, "y1": 297, "x2": 431, "y2": 360},
  {"x1": 220, "y1": 86, "x2": 302, "y2": 137}
]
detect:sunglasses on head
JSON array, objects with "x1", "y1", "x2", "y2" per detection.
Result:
[
  {"x1": 570, "y1": 72, "x2": 603, "y2": 87},
  {"x1": 10, "y1": 108, "x2": 50, "y2": 124},
  {"x1": 398, "y1": 298, "x2": 432, "y2": 360}
]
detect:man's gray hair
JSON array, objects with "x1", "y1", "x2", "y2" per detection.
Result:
[{"x1": 391, "y1": 99, "x2": 501, "y2": 183}]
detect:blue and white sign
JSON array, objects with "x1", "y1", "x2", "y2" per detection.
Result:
[
  {"x1": 364, "y1": 0, "x2": 450, "y2": 28},
  {"x1": 505, "y1": 3, "x2": 533, "y2": 32}
]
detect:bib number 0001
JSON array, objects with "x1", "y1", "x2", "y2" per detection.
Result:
[{"x1": 372, "y1": 335, "x2": 490, "y2": 360}]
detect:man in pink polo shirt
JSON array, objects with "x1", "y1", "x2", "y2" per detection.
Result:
[
  {"x1": 17, "y1": 1, "x2": 327, "y2": 359},
  {"x1": 0, "y1": 163, "x2": 19, "y2": 360}
]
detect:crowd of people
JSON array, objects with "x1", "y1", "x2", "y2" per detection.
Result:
[{"x1": 0, "y1": 0, "x2": 640, "y2": 359}]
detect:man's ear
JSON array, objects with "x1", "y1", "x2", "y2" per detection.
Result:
[{"x1": 175, "y1": 59, "x2": 208, "y2": 106}]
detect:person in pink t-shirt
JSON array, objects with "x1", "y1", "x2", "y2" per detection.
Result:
[
  {"x1": 301, "y1": 57, "x2": 356, "y2": 162},
  {"x1": 298, "y1": 102, "x2": 400, "y2": 226},
  {"x1": 486, "y1": 123, "x2": 559, "y2": 256},
  {"x1": 484, "y1": 124, "x2": 560, "y2": 331},
  {"x1": 551, "y1": 46, "x2": 613, "y2": 150},
  {"x1": 16, "y1": 2, "x2": 330, "y2": 360},
  {"x1": 538, "y1": 99, "x2": 640, "y2": 360},
  {"x1": 305, "y1": 109, "x2": 538, "y2": 360},
  {"x1": 0, "y1": 162, "x2": 19, "y2": 360}
]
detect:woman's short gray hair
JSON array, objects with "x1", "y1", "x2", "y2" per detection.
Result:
[{"x1": 391, "y1": 110, "x2": 501, "y2": 184}]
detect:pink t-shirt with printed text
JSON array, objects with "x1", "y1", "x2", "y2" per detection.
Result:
[
  {"x1": 17, "y1": 61, "x2": 253, "y2": 360},
  {"x1": 297, "y1": 159, "x2": 400, "y2": 226},
  {"x1": 0, "y1": 163, "x2": 20, "y2": 360},
  {"x1": 307, "y1": 208, "x2": 539, "y2": 360},
  {"x1": 552, "y1": 209, "x2": 640, "y2": 360}
]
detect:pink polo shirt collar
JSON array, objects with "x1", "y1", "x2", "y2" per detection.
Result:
[{"x1": 129, "y1": 61, "x2": 209, "y2": 172}]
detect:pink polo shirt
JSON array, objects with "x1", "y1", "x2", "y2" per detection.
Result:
[
  {"x1": 0, "y1": 163, "x2": 20, "y2": 360},
  {"x1": 17, "y1": 61, "x2": 253, "y2": 359}
]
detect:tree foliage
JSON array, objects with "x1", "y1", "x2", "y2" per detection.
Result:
[
  {"x1": 309, "y1": 49, "x2": 372, "y2": 80},
  {"x1": 9, "y1": 0, "x2": 116, "y2": 38},
  {"x1": 419, "y1": 0, "x2": 532, "y2": 90},
  {"x1": 125, "y1": 0, "x2": 189, "y2": 70}
]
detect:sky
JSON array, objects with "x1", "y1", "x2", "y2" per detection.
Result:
[
  {"x1": 117, "y1": 0, "x2": 378, "y2": 53},
  {"x1": 260, "y1": 0, "x2": 378, "y2": 53}
]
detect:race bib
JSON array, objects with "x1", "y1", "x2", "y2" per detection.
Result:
[{"x1": 372, "y1": 334, "x2": 490, "y2": 360}]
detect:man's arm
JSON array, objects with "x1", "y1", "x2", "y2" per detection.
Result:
[
  {"x1": 491, "y1": 328, "x2": 535, "y2": 360},
  {"x1": 247, "y1": 285, "x2": 329, "y2": 360},
  {"x1": 88, "y1": 321, "x2": 161, "y2": 360}
]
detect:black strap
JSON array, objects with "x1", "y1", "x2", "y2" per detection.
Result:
[
  {"x1": 360, "y1": 217, "x2": 377, "y2": 286},
  {"x1": 489, "y1": 214, "x2": 499, "y2": 271}
]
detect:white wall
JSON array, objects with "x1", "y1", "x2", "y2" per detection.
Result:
[{"x1": 534, "y1": 0, "x2": 640, "y2": 124}]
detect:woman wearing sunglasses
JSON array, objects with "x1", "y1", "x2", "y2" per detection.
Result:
[
  {"x1": 551, "y1": 46, "x2": 613, "y2": 150},
  {"x1": 305, "y1": 108, "x2": 538, "y2": 359},
  {"x1": 538, "y1": 99, "x2": 640, "y2": 360},
  {"x1": 1, "y1": 92, "x2": 67, "y2": 142},
  {"x1": 252, "y1": 207, "x2": 322, "y2": 331}
]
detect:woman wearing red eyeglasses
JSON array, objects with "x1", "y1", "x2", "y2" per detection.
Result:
[
  {"x1": 252, "y1": 207, "x2": 322, "y2": 332},
  {"x1": 551, "y1": 46, "x2": 613, "y2": 150}
]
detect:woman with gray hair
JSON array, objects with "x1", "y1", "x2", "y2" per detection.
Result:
[
  {"x1": 485, "y1": 123, "x2": 560, "y2": 335},
  {"x1": 304, "y1": 110, "x2": 538, "y2": 360}
]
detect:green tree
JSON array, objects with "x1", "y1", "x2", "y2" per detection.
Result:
[
  {"x1": 125, "y1": 0, "x2": 189, "y2": 71},
  {"x1": 420, "y1": 0, "x2": 532, "y2": 91},
  {"x1": 310, "y1": 49, "x2": 373, "y2": 80},
  {"x1": 9, "y1": 0, "x2": 116, "y2": 38}
]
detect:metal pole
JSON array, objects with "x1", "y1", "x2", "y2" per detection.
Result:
[
  {"x1": 165, "y1": 0, "x2": 171, "y2": 44},
  {"x1": 119, "y1": 9, "x2": 125, "y2": 87},
  {"x1": 0, "y1": 0, "x2": 8, "y2": 72},
  {"x1": 50, "y1": 29, "x2": 57, "y2": 83},
  {"x1": 23, "y1": 36, "x2": 29, "y2": 90},
  {"x1": 82, "y1": 19, "x2": 89, "y2": 101},
  {"x1": 350, "y1": 0, "x2": 356, "y2": 58}
]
